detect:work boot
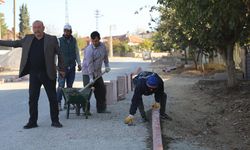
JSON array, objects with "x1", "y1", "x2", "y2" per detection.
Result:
[
  {"x1": 141, "y1": 113, "x2": 148, "y2": 122},
  {"x1": 97, "y1": 110, "x2": 111, "y2": 113},
  {"x1": 84, "y1": 111, "x2": 92, "y2": 116},
  {"x1": 141, "y1": 116, "x2": 149, "y2": 122},
  {"x1": 51, "y1": 121, "x2": 63, "y2": 128},
  {"x1": 160, "y1": 113, "x2": 172, "y2": 121},
  {"x1": 23, "y1": 122, "x2": 38, "y2": 129}
]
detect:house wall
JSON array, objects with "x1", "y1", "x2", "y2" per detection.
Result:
[{"x1": 129, "y1": 52, "x2": 170, "y2": 58}]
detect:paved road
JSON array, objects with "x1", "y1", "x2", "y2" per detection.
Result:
[{"x1": 0, "y1": 57, "x2": 154, "y2": 150}]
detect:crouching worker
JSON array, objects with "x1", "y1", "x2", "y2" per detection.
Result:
[{"x1": 124, "y1": 71, "x2": 172, "y2": 125}]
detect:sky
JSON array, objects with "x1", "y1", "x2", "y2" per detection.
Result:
[{"x1": 0, "y1": 0, "x2": 159, "y2": 37}]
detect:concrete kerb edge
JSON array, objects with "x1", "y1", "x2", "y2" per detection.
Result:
[{"x1": 152, "y1": 109, "x2": 163, "y2": 150}]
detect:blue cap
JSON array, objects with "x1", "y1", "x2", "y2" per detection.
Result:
[{"x1": 146, "y1": 75, "x2": 159, "y2": 88}]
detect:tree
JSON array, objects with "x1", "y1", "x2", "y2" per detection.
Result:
[
  {"x1": 157, "y1": 0, "x2": 250, "y2": 87},
  {"x1": 19, "y1": 4, "x2": 31, "y2": 38},
  {"x1": 111, "y1": 39, "x2": 132, "y2": 56},
  {"x1": 139, "y1": 39, "x2": 153, "y2": 51},
  {"x1": 73, "y1": 33, "x2": 87, "y2": 50},
  {"x1": 0, "y1": 13, "x2": 8, "y2": 39}
]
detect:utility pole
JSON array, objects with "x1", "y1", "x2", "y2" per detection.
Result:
[
  {"x1": 94, "y1": 10, "x2": 102, "y2": 31},
  {"x1": 0, "y1": 1, "x2": 4, "y2": 39},
  {"x1": 13, "y1": 0, "x2": 16, "y2": 40},
  {"x1": 109, "y1": 25, "x2": 113, "y2": 57},
  {"x1": 65, "y1": 0, "x2": 69, "y2": 24},
  {"x1": 0, "y1": 15, "x2": 1, "y2": 39}
]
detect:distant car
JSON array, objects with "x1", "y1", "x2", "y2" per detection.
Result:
[{"x1": 142, "y1": 51, "x2": 151, "y2": 60}]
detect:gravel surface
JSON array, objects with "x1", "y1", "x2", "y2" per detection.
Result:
[{"x1": 0, "y1": 57, "x2": 154, "y2": 150}]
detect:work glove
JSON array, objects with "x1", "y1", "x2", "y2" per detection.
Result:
[
  {"x1": 124, "y1": 115, "x2": 134, "y2": 125},
  {"x1": 105, "y1": 67, "x2": 111, "y2": 73},
  {"x1": 152, "y1": 102, "x2": 160, "y2": 110},
  {"x1": 77, "y1": 65, "x2": 82, "y2": 71}
]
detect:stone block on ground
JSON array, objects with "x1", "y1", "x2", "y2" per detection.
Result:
[
  {"x1": 124, "y1": 74, "x2": 128, "y2": 94},
  {"x1": 117, "y1": 75, "x2": 126, "y2": 100},
  {"x1": 126, "y1": 73, "x2": 132, "y2": 92},
  {"x1": 104, "y1": 80, "x2": 117, "y2": 105}
]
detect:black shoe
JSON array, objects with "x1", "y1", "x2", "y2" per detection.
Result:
[
  {"x1": 51, "y1": 121, "x2": 63, "y2": 128},
  {"x1": 84, "y1": 111, "x2": 92, "y2": 116},
  {"x1": 160, "y1": 113, "x2": 173, "y2": 121},
  {"x1": 23, "y1": 122, "x2": 38, "y2": 129},
  {"x1": 142, "y1": 117, "x2": 149, "y2": 122},
  {"x1": 97, "y1": 110, "x2": 111, "y2": 113}
]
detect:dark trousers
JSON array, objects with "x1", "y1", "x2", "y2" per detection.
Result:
[
  {"x1": 57, "y1": 67, "x2": 75, "y2": 103},
  {"x1": 28, "y1": 71, "x2": 59, "y2": 123},
  {"x1": 93, "y1": 77, "x2": 107, "y2": 112},
  {"x1": 138, "y1": 100, "x2": 146, "y2": 118},
  {"x1": 130, "y1": 92, "x2": 167, "y2": 116},
  {"x1": 82, "y1": 75, "x2": 92, "y2": 111},
  {"x1": 159, "y1": 92, "x2": 167, "y2": 115}
]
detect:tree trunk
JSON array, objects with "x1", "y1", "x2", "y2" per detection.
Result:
[
  {"x1": 192, "y1": 51, "x2": 198, "y2": 70},
  {"x1": 184, "y1": 48, "x2": 188, "y2": 64},
  {"x1": 226, "y1": 43, "x2": 237, "y2": 87},
  {"x1": 201, "y1": 52, "x2": 205, "y2": 72},
  {"x1": 194, "y1": 60, "x2": 198, "y2": 70}
]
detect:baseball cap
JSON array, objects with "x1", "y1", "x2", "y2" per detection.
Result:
[{"x1": 64, "y1": 24, "x2": 72, "y2": 30}]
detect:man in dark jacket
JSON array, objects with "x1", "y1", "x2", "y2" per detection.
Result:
[
  {"x1": 0, "y1": 20, "x2": 65, "y2": 129},
  {"x1": 57, "y1": 24, "x2": 81, "y2": 110},
  {"x1": 124, "y1": 71, "x2": 172, "y2": 125}
]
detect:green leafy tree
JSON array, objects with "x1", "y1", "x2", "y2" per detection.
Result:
[
  {"x1": 0, "y1": 13, "x2": 8, "y2": 39},
  {"x1": 73, "y1": 33, "x2": 87, "y2": 50},
  {"x1": 112, "y1": 39, "x2": 132, "y2": 56},
  {"x1": 19, "y1": 4, "x2": 31, "y2": 38},
  {"x1": 73, "y1": 33, "x2": 88, "y2": 58},
  {"x1": 157, "y1": 0, "x2": 250, "y2": 87},
  {"x1": 139, "y1": 39, "x2": 153, "y2": 51},
  {"x1": 153, "y1": 5, "x2": 179, "y2": 50}
]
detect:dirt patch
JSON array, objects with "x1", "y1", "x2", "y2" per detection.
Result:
[
  {"x1": 194, "y1": 80, "x2": 250, "y2": 149},
  {"x1": 150, "y1": 57, "x2": 250, "y2": 150}
]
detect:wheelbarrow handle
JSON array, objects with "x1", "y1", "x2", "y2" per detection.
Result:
[{"x1": 78, "y1": 71, "x2": 106, "y2": 92}]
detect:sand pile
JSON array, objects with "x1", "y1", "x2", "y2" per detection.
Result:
[{"x1": 0, "y1": 48, "x2": 22, "y2": 69}]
